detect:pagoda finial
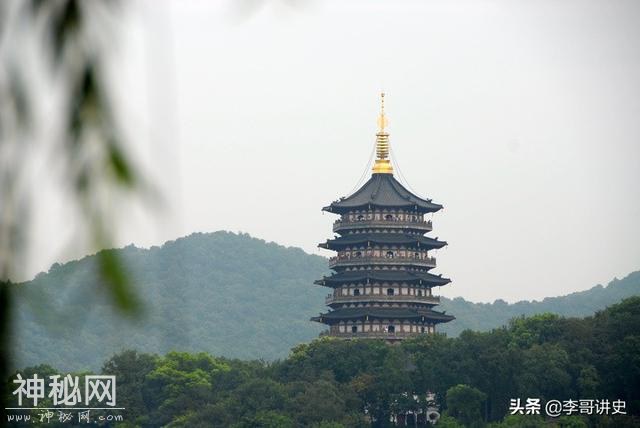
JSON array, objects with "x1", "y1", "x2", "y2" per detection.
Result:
[{"x1": 372, "y1": 92, "x2": 393, "y2": 174}]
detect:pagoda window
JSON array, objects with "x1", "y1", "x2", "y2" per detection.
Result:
[
  {"x1": 414, "y1": 252, "x2": 420, "y2": 259},
  {"x1": 387, "y1": 325, "x2": 395, "y2": 333},
  {"x1": 386, "y1": 288, "x2": 394, "y2": 296},
  {"x1": 418, "y1": 289, "x2": 423, "y2": 297},
  {"x1": 351, "y1": 325, "x2": 358, "y2": 333},
  {"x1": 421, "y1": 326, "x2": 425, "y2": 333},
  {"x1": 354, "y1": 251, "x2": 362, "y2": 258},
  {"x1": 386, "y1": 251, "x2": 394, "y2": 258},
  {"x1": 357, "y1": 214, "x2": 365, "y2": 221},
  {"x1": 353, "y1": 289, "x2": 361, "y2": 296},
  {"x1": 385, "y1": 214, "x2": 393, "y2": 221}
]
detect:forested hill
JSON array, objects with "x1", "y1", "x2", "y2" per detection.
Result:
[
  {"x1": 10, "y1": 231, "x2": 640, "y2": 371},
  {"x1": 440, "y1": 271, "x2": 640, "y2": 336}
]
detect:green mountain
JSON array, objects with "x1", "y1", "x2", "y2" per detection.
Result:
[
  {"x1": 9, "y1": 231, "x2": 640, "y2": 371},
  {"x1": 440, "y1": 272, "x2": 640, "y2": 336}
]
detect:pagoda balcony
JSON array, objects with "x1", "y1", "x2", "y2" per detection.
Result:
[
  {"x1": 333, "y1": 218, "x2": 432, "y2": 233},
  {"x1": 325, "y1": 293, "x2": 440, "y2": 305},
  {"x1": 328, "y1": 255, "x2": 436, "y2": 269},
  {"x1": 319, "y1": 330, "x2": 419, "y2": 340}
]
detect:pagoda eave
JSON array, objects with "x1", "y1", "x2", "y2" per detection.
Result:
[
  {"x1": 314, "y1": 272, "x2": 452, "y2": 287},
  {"x1": 323, "y1": 202, "x2": 442, "y2": 215},
  {"x1": 314, "y1": 308, "x2": 455, "y2": 324},
  {"x1": 321, "y1": 173, "x2": 444, "y2": 215},
  {"x1": 321, "y1": 234, "x2": 447, "y2": 251}
]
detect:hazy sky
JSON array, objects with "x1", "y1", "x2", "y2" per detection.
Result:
[{"x1": 27, "y1": 0, "x2": 640, "y2": 303}]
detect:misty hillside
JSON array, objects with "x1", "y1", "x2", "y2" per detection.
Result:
[
  {"x1": 9, "y1": 231, "x2": 640, "y2": 371},
  {"x1": 442, "y1": 271, "x2": 640, "y2": 336}
]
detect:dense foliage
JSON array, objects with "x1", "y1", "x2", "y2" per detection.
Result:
[
  {"x1": 9, "y1": 232, "x2": 640, "y2": 371},
  {"x1": 6, "y1": 297, "x2": 640, "y2": 427}
]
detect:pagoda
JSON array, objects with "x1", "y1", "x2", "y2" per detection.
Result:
[{"x1": 311, "y1": 93, "x2": 454, "y2": 340}]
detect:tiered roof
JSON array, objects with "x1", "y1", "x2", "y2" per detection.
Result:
[
  {"x1": 323, "y1": 173, "x2": 443, "y2": 214},
  {"x1": 319, "y1": 232, "x2": 446, "y2": 251},
  {"x1": 315, "y1": 270, "x2": 451, "y2": 287},
  {"x1": 312, "y1": 307, "x2": 454, "y2": 323}
]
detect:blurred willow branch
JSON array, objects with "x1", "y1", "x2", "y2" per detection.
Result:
[{"x1": 1, "y1": 0, "x2": 144, "y2": 417}]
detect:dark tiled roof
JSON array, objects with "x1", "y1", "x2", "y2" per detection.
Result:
[
  {"x1": 320, "y1": 233, "x2": 447, "y2": 250},
  {"x1": 314, "y1": 307, "x2": 455, "y2": 324},
  {"x1": 324, "y1": 173, "x2": 443, "y2": 214},
  {"x1": 315, "y1": 270, "x2": 451, "y2": 286}
]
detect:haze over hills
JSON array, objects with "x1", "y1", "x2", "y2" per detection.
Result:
[
  {"x1": 442, "y1": 272, "x2": 640, "y2": 336},
  {"x1": 9, "y1": 231, "x2": 640, "y2": 371}
]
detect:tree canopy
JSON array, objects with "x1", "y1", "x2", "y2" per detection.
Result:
[{"x1": 6, "y1": 297, "x2": 640, "y2": 427}]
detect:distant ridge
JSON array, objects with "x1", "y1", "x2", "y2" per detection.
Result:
[
  {"x1": 438, "y1": 271, "x2": 640, "y2": 336},
  {"x1": 10, "y1": 231, "x2": 640, "y2": 371}
]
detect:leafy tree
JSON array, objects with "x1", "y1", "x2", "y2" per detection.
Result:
[
  {"x1": 516, "y1": 343, "x2": 572, "y2": 400},
  {"x1": 143, "y1": 352, "x2": 229, "y2": 425},
  {"x1": 101, "y1": 350, "x2": 156, "y2": 422},
  {"x1": 487, "y1": 414, "x2": 546, "y2": 427},
  {"x1": 445, "y1": 384, "x2": 487, "y2": 427},
  {"x1": 577, "y1": 365, "x2": 599, "y2": 398},
  {"x1": 435, "y1": 414, "x2": 465, "y2": 428},
  {"x1": 286, "y1": 379, "x2": 349, "y2": 426},
  {"x1": 233, "y1": 410, "x2": 295, "y2": 428}
]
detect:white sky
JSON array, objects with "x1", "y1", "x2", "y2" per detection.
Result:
[{"x1": 26, "y1": 0, "x2": 640, "y2": 303}]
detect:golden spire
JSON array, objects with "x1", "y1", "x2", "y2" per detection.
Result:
[{"x1": 372, "y1": 92, "x2": 393, "y2": 174}]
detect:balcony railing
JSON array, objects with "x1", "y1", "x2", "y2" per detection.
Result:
[
  {"x1": 333, "y1": 218, "x2": 432, "y2": 233},
  {"x1": 328, "y1": 255, "x2": 436, "y2": 268},
  {"x1": 325, "y1": 293, "x2": 440, "y2": 305},
  {"x1": 320, "y1": 330, "x2": 421, "y2": 339}
]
